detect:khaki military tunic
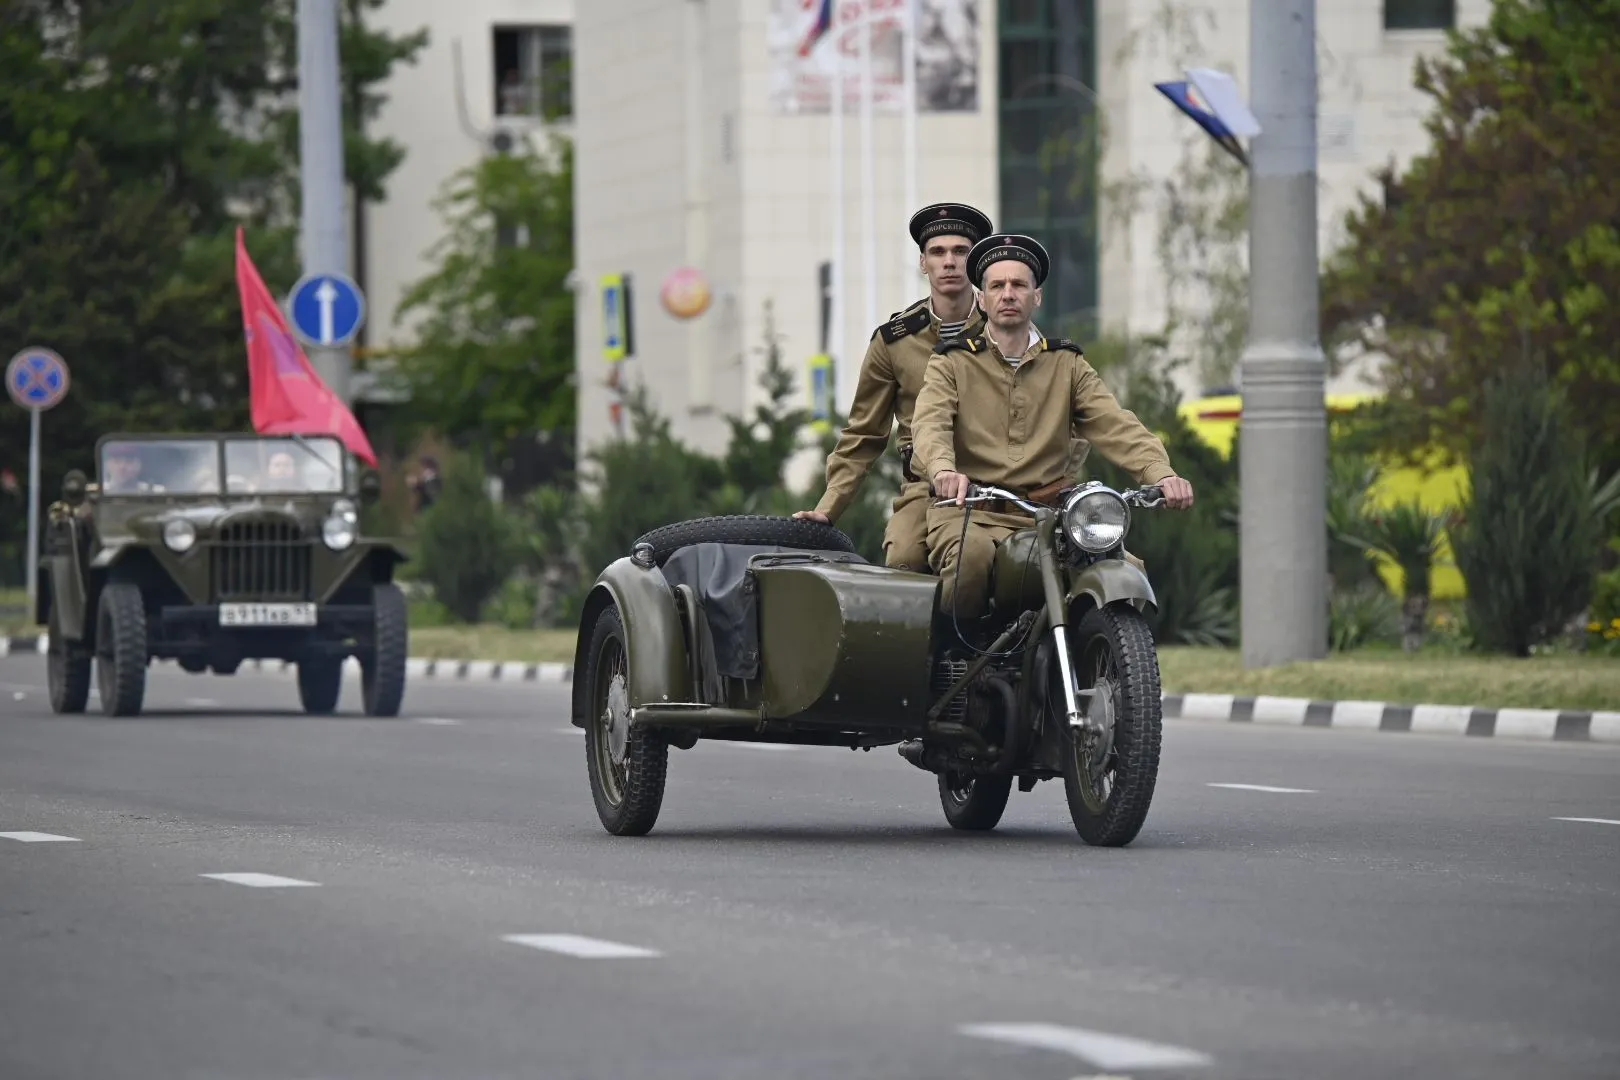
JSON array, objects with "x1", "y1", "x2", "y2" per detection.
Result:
[
  {"x1": 813, "y1": 297, "x2": 987, "y2": 569},
  {"x1": 911, "y1": 332, "x2": 1175, "y2": 617}
]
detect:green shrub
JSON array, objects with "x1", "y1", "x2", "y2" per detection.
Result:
[
  {"x1": 1329, "y1": 582, "x2": 1403, "y2": 652},
  {"x1": 1451, "y1": 371, "x2": 1604, "y2": 656},
  {"x1": 413, "y1": 450, "x2": 523, "y2": 622}
]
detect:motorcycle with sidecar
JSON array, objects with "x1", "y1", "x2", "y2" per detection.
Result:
[{"x1": 570, "y1": 480, "x2": 1171, "y2": 844}]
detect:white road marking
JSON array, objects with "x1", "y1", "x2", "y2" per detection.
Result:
[
  {"x1": 184, "y1": 697, "x2": 220, "y2": 707},
  {"x1": 1177, "y1": 693, "x2": 1234, "y2": 720},
  {"x1": 11, "y1": 691, "x2": 23, "y2": 701},
  {"x1": 1552, "y1": 817, "x2": 1620, "y2": 827},
  {"x1": 200, "y1": 872, "x2": 320, "y2": 888},
  {"x1": 555, "y1": 727, "x2": 585, "y2": 736},
  {"x1": 413, "y1": 717, "x2": 463, "y2": 726},
  {"x1": 1207, "y1": 783, "x2": 1317, "y2": 794},
  {"x1": 502, "y1": 933, "x2": 661, "y2": 959},
  {"x1": 1, "y1": 831, "x2": 82, "y2": 843},
  {"x1": 959, "y1": 1022, "x2": 1211, "y2": 1070}
]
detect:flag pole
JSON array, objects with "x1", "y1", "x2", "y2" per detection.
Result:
[
  {"x1": 901, "y1": 0, "x2": 918, "y2": 288},
  {"x1": 830, "y1": 3, "x2": 847, "y2": 415},
  {"x1": 858, "y1": 0, "x2": 877, "y2": 370}
]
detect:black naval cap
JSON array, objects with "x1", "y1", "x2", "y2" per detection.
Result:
[
  {"x1": 908, "y1": 202, "x2": 994, "y2": 248},
  {"x1": 968, "y1": 232, "x2": 1051, "y2": 288}
]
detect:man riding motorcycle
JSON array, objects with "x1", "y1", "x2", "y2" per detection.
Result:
[{"x1": 911, "y1": 232, "x2": 1195, "y2": 619}]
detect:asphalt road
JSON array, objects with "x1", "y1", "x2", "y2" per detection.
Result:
[{"x1": 2, "y1": 655, "x2": 1617, "y2": 1080}]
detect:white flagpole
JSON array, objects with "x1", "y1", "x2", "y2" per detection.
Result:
[
  {"x1": 830, "y1": 5, "x2": 847, "y2": 415},
  {"x1": 901, "y1": 0, "x2": 918, "y2": 288},
  {"x1": 859, "y1": 0, "x2": 877, "y2": 366}
]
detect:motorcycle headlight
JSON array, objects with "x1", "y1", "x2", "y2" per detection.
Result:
[
  {"x1": 322, "y1": 514, "x2": 356, "y2": 550},
  {"x1": 162, "y1": 519, "x2": 197, "y2": 553},
  {"x1": 1062, "y1": 487, "x2": 1129, "y2": 553}
]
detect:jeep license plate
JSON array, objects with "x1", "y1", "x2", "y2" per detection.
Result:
[{"x1": 219, "y1": 603, "x2": 317, "y2": 627}]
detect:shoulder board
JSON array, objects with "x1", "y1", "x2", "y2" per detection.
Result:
[
  {"x1": 878, "y1": 303, "x2": 931, "y2": 344},
  {"x1": 1046, "y1": 338, "x2": 1085, "y2": 355},
  {"x1": 936, "y1": 336, "x2": 982, "y2": 355}
]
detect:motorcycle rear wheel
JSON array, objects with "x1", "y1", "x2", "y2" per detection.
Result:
[
  {"x1": 1060, "y1": 605, "x2": 1163, "y2": 847},
  {"x1": 938, "y1": 771, "x2": 1013, "y2": 831}
]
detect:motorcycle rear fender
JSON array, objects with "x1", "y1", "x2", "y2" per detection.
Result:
[
  {"x1": 571, "y1": 556, "x2": 694, "y2": 729},
  {"x1": 1065, "y1": 557, "x2": 1157, "y2": 619}
]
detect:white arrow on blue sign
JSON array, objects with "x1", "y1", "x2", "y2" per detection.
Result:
[
  {"x1": 287, "y1": 271, "x2": 367, "y2": 348},
  {"x1": 6, "y1": 347, "x2": 70, "y2": 412}
]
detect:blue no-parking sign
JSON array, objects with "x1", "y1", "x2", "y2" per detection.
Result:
[{"x1": 6, "y1": 347, "x2": 70, "y2": 412}]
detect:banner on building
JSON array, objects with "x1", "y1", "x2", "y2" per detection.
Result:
[{"x1": 769, "y1": 0, "x2": 979, "y2": 115}]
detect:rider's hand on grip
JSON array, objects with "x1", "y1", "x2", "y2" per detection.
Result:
[{"x1": 932, "y1": 470, "x2": 972, "y2": 506}]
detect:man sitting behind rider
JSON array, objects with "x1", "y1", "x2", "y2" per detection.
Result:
[{"x1": 910, "y1": 233, "x2": 1195, "y2": 619}]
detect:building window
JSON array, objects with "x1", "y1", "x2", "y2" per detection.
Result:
[
  {"x1": 997, "y1": 0, "x2": 1099, "y2": 342},
  {"x1": 493, "y1": 25, "x2": 572, "y2": 120},
  {"x1": 1383, "y1": 0, "x2": 1455, "y2": 30}
]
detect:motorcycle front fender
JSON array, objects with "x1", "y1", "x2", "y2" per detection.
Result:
[{"x1": 1065, "y1": 557, "x2": 1158, "y2": 618}]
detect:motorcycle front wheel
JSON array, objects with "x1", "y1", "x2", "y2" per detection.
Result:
[{"x1": 1059, "y1": 605, "x2": 1163, "y2": 846}]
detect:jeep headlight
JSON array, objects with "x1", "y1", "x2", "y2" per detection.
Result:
[
  {"x1": 330, "y1": 498, "x2": 358, "y2": 525},
  {"x1": 1062, "y1": 486, "x2": 1129, "y2": 553},
  {"x1": 323, "y1": 514, "x2": 355, "y2": 550},
  {"x1": 162, "y1": 519, "x2": 197, "y2": 553}
]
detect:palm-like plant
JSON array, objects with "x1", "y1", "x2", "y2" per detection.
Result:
[{"x1": 1349, "y1": 500, "x2": 1452, "y2": 651}]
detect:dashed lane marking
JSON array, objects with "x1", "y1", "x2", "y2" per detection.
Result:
[
  {"x1": 1552, "y1": 817, "x2": 1620, "y2": 827},
  {"x1": 200, "y1": 873, "x2": 320, "y2": 888},
  {"x1": 413, "y1": 717, "x2": 463, "y2": 726},
  {"x1": 959, "y1": 1022, "x2": 1211, "y2": 1070},
  {"x1": 1, "y1": 831, "x2": 82, "y2": 843},
  {"x1": 502, "y1": 934, "x2": 661, "y2": 959},
  {"x1": 1207, "y1": 783, "x2": 1317, "y2": 794}
]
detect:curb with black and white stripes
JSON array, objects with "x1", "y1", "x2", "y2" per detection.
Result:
[
  {"x1": 6, "y1": 634, "x2": 1616, "y2": 743},
  {"x1": 0, "y1": 634, "x2": 573, "y2": 684}
]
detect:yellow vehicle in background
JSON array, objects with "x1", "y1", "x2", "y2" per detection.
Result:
[{"x1": 1176, "y1": 392, "x2": 1468, "y2": 599}]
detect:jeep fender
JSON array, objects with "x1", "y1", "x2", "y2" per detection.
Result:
[
  {"x1": 570, "y1": 556, "x2": 694, "y2": 729},
  {"x1": 1065, "y1": 557, "x2": 1158, "y2": 619}
]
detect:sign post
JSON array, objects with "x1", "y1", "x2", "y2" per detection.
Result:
[{"x1": 6, "y1": 347, "x2": 70, "y2": 620}]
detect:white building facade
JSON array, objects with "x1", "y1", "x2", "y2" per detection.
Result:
[
  {"x1": 569, "y1": 0, "x2": 1486, "y2": 470},
  {"x1": 360, "y1": 0, "x2": 574, "y2": 376}
]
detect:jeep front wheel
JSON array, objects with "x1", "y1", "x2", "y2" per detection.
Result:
[
  {"x1": 47, "y1": 602, "x2": 91, "y2": 714},
  {"x1": 360, "y1": 582, "x2": 407, "y2": 717},
  {"x1": 95, "y1": 582, "x2": 147, "y2": 717}
]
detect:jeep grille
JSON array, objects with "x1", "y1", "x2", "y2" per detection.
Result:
[{"x1": 210, "y1": 520, "x2": 312, "y2": 601}]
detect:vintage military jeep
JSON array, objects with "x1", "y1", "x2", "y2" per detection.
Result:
[{"x1": 36, "y1": 433, "x2": 410, "y2": 718}]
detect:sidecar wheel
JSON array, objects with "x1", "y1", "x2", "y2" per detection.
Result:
[
  {"x1": 583, "y1": 604, "x2": 668, "y2": 836},
  {"x1": 1060, "y1": 605, "x2": 1163, "y2": 847},
  {"x1": 938, "y1": 771, "x2": 1012, "y2": 831}
]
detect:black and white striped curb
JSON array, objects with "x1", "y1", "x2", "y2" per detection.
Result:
[
  {"x1": 7, "y1": 634, "x2": 1616, "y2": 742},
  {"x1": 0, "y1": 635, "x2": 572, "y2": 684},
  {"x1": 1164, "y1": 692, "x2": 1620, "y2": 743}
]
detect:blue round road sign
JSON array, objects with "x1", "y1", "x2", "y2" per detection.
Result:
[
  {"x1": 6, "y1": 347, "x2": 70, "y2": 412},
  {"x1": 287, "y1": 271, "x2": 367, "y2": 348}
]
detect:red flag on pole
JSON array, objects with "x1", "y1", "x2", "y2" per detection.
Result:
[{"x1": 234, "y1": 228, "x2": 378, "y2": 466}]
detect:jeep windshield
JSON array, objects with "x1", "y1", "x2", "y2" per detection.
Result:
[
  {"x1": 99, "y1": 439, "x2": 222, "y2": 495},
  {"x1": 223, "y1": 436, "x2": 344, "y2": 494}
]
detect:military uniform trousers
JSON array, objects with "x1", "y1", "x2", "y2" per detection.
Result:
[
  {"x1": 882, "y1": 480, "x2": 933, "y2": 570},
  {"x1": 925, "y1": 504, "x2": 1147, "y2": 618}
]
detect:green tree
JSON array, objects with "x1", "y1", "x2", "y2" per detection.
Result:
[
  {"x1": 390, "y1": 136, "x2": 576, "y2": 443},
  {"x1": 414, "y1": 450, "x2": 522, "y2": 622},
  {"x1": 0, "y1": 2, "x2": 426, "y2": 572},
  {"x1": 1451, "y1": 370, "x2": 1603, "y2": 656},
  {"x1": 1321, "y1": 0, "x2": 1620, "y2": 469}
]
